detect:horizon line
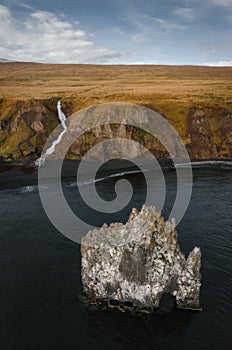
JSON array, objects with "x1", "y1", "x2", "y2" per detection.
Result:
[{"x1": 0, "y1": 59, "x2": 232, "y2": 68}]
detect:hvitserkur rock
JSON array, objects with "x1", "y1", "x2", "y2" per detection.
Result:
[{"x1": 81, "y1": 205, "x2": 201, "y2": 312}]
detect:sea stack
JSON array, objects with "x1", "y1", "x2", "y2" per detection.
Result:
[{"x1": 81, "y1": 205, "x2": 201, "y2": 312}]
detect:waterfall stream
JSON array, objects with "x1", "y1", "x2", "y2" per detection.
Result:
[{"x1": 35, "y1": 100, "x2": 67, "y2": 167}]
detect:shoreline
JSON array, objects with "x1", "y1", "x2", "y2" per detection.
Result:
[
  {"x1": 1, "y1": 157, "x2": 232, "y2": 171},
  {"x1": 1, "y1": 158, "x2": 231, "y2": 192}
]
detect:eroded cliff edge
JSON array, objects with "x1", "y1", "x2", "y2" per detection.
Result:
[{"x1": 0, "y1": 97, "x2": 231, "y2": 163}]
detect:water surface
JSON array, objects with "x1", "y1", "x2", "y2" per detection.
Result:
[{"x1": 0, "y1": 160, "x2": 231, "y2": 350}]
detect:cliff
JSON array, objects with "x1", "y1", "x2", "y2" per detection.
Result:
[
  {"x1": 81, "y1": 205, "x2": 202, "y2": 312},
  {"x1": 0, "y1": 63, "x2": 232, "y2": 163},
  {"x1": 0, "y1": 98, "x2": 231, "y2": 163}
]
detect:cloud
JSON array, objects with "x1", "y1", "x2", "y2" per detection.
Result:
[
  {"x1": 127, "y1": 12, "x2": 191, "y2": 38},
  {"x1": 201, "y1": 47, "x2": 217, "y2": 57},
  {"x1": 204, "y1": 60, "x2": 232, "y2": 66},
  {"x1": 18, "y1": 2, "x2": 36, "y2": 11},
  {"x1": 153, "y1": 16, "x2": 190, "y2": 30},
  {"x1": 210, "y1": 0, "x2": 232, "y2": 6},
  {"x1": 174, "y1": 7, "x2": 196, "y2": 21},
  {"x1": 0, "y1": 5, "x2": 121, "y2": 63}
]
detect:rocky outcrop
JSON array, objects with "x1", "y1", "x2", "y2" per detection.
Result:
[
  {"x1": 81, "y1": 206, "x2": 202, "y2": 312},
  {"x1": 186, "y1": 106, "x2": 232, "y2": 158}
]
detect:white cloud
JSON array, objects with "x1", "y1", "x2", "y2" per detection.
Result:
[
  {"x1": 204, "y1": 60, "x2": 232, "y2": 66},
  {"x1": 174, "y1": 7, "x2": 196, "y2": 21},
  {"x1": 201, "y1": 47, "x2": 217, "y2": 57},
  {"x1": 149, "y1": 15, "x2": 190, "y2": 30},
  {"x1": 210, "y1": 0, "x2": 232, "y2": 6},
  {"x1": 18, "y1": 2, "x2": 36, "y2": 11},
  {"x1": 0, "y1": 5, "x2": 121, "y2": 63},
  {"x1": 129, "y1": 13, "x2": 191, "y2": 37}
]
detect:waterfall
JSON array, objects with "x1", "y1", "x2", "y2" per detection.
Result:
[{"x1": 35, "y1": 100, "x2": 67, "y2": 167}]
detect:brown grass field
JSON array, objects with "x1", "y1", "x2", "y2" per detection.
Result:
[
  {"x1": 1, "y1": 62, "x2": 232, "y2": 102},
  {"x1": 0, "y1": 62, "x2": 232, "y2": 139}
]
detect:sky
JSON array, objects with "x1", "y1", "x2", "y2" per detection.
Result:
[{"x1": 0, "y1": 0, "x2": 231, "y2": 65}]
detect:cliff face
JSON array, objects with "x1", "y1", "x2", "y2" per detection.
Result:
[
  {"x1": 186, "y1": 106, "x2": 232, "y2": 158},
  {"x1": 0, "y1": 98, "x2": 72, "y2": 163},
  {"x1": 0, "y1": 98, "x2": 231, "y2": 163}
]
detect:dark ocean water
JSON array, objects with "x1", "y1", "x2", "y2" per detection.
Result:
[{"x1": 0, "y1": 160, "x2": 231, "y2": 350}]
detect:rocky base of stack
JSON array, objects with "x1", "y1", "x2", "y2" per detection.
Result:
[{"x1": 81, "y1": 205, "x2": 202, "y2": 313}]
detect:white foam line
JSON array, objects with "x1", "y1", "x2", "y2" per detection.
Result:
[
  {"x1": 67, "y1": 167, "x2": 155, "y2": 188},
  {"x1": 175, "y1": 160, "x2": 232, "y2": 168}
]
